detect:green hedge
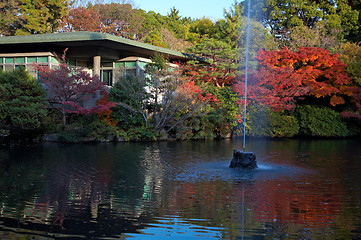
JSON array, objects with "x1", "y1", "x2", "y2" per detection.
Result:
[{"x1": 295, "y1": 105, "x2": 349, "y2": 137}]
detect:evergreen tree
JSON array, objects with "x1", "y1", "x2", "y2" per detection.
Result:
[
  {"x1": 0, "y1": 68, "x2": 48, "y2": 137},
  {"x1": 15, "y1": 0, "x2": 69, "y2": 35}
]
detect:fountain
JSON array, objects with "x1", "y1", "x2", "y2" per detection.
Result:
[
  {"x1": 229, "y1": 150, "x2": 257, "y2": 169},
  {"x1": 230, "y1": 0, "x2": 258, "y2": 169}
]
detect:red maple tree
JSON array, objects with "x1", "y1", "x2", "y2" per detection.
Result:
[
  {"x1": 35, "y1": 52, "x2": 114, "y2": 125},
  {"x1": 234, "y1": 47, "x2": 359, "y2": 111}
]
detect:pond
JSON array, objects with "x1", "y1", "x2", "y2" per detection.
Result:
[{"x1": 0, "y1": 138, "x2": 361, "y2": 239}]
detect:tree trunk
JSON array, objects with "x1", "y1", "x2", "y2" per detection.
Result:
[{"x1": 62, "y1": 111, "x2": 67, "y2": 126}]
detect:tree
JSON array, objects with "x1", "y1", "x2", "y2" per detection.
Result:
[
  {"x1": 244, "y1": 0, "x2": 359, "y2": 40},
  {"x1": 143, "y1": 29, "x2": 167, "y2": 48},
  {"x1": 60, "y1": 7, "x2": 103, "y2": 32},
  {"x1": 15, "y1": 0, "x2": 69, "y2": 35},
  {"x1": 35, "y1": 53, "x2": 113, "y2": 125},
  {"x1": 109, "y1": 74, "x2": 150, "y2": 130},
  {"x1": 339, "y1": 42, "x2": 361, "y2": 119},
  {"x1": 234, "y1": 47, "x2": 357, "y2": 111},
  {"x1": 285, "y1": 23, "x2": 342, "y2": 51},
  {"x1": 188, "y1": 17, "x2": 216, "y2": 42},
  {"x1": 0, "y1": 0, "x2": 22, "y2": 36},
  {"x1": 158, "y1": 28, "x2": 192, "y2": 52},
  {"x1": 0, "y1": 68, "x2": 47, "y2": 137},
  {"x1": 110, "y1": 55, "x2": 211, "y2": 134},
  {"x1": 90, "y1": 3, "x2": 144, "y2": 39},
  {"x1": 218, "y1": 1, "x2": 243, "y2": 47},
  {"x1": 186, "y1": 39, "x2": 239, "y2": 87}
]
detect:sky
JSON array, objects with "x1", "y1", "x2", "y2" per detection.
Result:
[{"x1": 134, "y1": 0, "x2": 237, "y2": 21}]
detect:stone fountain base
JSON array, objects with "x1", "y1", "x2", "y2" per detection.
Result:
[{"x1": 229, "y1": 150, "x2": 258, "y2": 169}]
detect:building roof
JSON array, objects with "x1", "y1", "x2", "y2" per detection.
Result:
[{"x1": 0, "y1": 32, "x2": 191, "y2": 62}]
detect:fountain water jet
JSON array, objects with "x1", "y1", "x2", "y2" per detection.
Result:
[{"x1": 230, "y1": 0, "x2": 258, "y2": 169}]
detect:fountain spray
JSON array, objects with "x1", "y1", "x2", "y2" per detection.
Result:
[
  {"x1": 242, "y1": 0, "x2": 251, "y2": 152},
  {"x1": 229, "y1": 0, "x2": 257, "y2": 169}
]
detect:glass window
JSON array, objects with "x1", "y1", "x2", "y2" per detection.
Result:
[
  {"x1": 15, "y1": 57, "x2": 25, "y2": 64},
  {"x1": 38, "y1": 56, "x2": 48, "y2": 63},
  {"x1": 125, "y1": 61, "x2": 136, "y2": 67},
  {"x1": 51, "y1": 57, "x2": 59, "y2": 64},
  {"x1": 0, "y1": 58, "x2": 3, "y2": 64},
  {"x1": 27, "y1": 57, "x2": 37, "y2": 63},
  {"x1": 102, "y1": 70, "x2": 113, "y2": 86},
  {"x1": 5, "y1": 58, "x2": 14, "y2": 64},
  {"x1": 138, "y1": 61, "x2": 147, "y2": 68},
  {"x1": 114, "y1": 62, "x2": 124, "y2": 68}
]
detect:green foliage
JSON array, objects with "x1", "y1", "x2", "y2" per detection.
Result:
[
  {"x1": 269, "y1": 112, "x2": 299, "y2": 137},
  {"x1": 187, "y1": 38, "x2": 239, "y2": 71},
  {"x1": 246, "y1": 0, "x2": 359, "y2": 40},
  {"x1": 245, "y1": 104, "x2": 272, "y2": 137},
  {"x1": 206, "y1": 85, "x2": 239, "y2": 134},
  {"x1": 243, "y1": 103, "x2": 299, "y2": 137},
  {"x1": 15, "y1": 0, "x2": 69, "y2": 35},
  {"x1": 117, "y1": 126, "x2": 157, "y2": 141},
  {"x1": 0, "y1": 68, "x2": 47, "y2": 137},
  {"x1": 109, "y1": 75, "x2": 148, "y2": 130},
  {"x1": 295, "y1": 105, "x2": 349, "y2": 137},
  {"x1": 57, "y1": 115, "x2": 118, "y2": 143},
  {"x1": 286, "y1": 23, "x2": 342, "y2": 51},
  {"x1": 340, "y1": 42, "x2": 361, "y2": 86},
  {"x1": 171, "y1": 86, "x2": 239, "y2": 140},
  {"x1": 0, "y1": 0, "x2": 22, "y2": 36},
  {"x1": 144, "y1": 29, "x2": 168, "y2": 48}
]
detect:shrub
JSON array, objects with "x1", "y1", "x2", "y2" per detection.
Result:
[
  {"x1": 57, "y1": 115, "x2": 119, "y2": 143},
  {"x1": 243, "y1": 103, "x2": 299, "y2": 138},
  {"x1": 269, "y1": 112, "x2": 299, "y2": 137},
  {"x1": 295, "y1": 105, "x2": 349, "y2": 137},
  {"x1": 246, "y1": 104, "x2": 271, "y2": 137},
  {"x1": 0, "y1": 68, "x2": 48, "y2": 139}
]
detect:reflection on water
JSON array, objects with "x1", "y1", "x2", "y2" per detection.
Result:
[{"x1": 0, "y1": 138, "x2": 361, "y2": 239}]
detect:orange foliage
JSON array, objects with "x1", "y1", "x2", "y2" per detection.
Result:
[
  {"x1": 96, "y1": 94, "x2": 117, "y2": 126},
  {"x1": 235, "y1": 47, "x2": 359, "y2": 111}
]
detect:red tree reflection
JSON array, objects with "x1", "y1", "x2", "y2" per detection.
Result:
[{"x1": 246, "y1": 178, "x2": 344, "y2": 226}]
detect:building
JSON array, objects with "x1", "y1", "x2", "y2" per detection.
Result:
[{"x1": 0, "y1": 31, "x2": 190, "y2": 85}]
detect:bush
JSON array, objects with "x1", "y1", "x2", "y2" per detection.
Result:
[
  {"x1": 244, "y1": 103, "x2": 299, "y2": 138},
  {"x1": 57, "y1": 115, "x2": 119, "y2": 143},
  {"x1": 269, "y1": 112, "x2": 299, "y2": 137},
  {"x1": 246, "y1": 104, "x2": 271, "y2": 137},
  {"x1": 0, "y1": 68, "x2": 48, "y2": 139},
  {"x1": 295, "y1": 105, "x2": 349, "y2": 137}
]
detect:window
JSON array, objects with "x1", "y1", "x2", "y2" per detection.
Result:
[
  {"x1": 5, "y1": 58, "x2": 14, "y2": 64},
  {"x1": 51, "y1": 57, "x2": 59, "y2": 64},
  {"x1": 27, "y1": 57, "x2": 37, "y2": 63},
  {"x1": 37, "y1": 57, "x2": 48, "y2": 63},
  {"x1": 15, "y1": 57, "x2": 25, "y2": 64},
  {"x1": 102, "y1": 70, "x2": 113, "y2": 86}
]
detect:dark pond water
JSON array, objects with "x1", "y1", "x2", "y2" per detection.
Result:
[{"x1": 0, "y1": 138, "x2": 361, "y2": 239}]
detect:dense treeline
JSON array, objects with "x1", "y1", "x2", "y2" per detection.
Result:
[{"x1": 1, "y1": 0, "x2": 361, "y2": 142}]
